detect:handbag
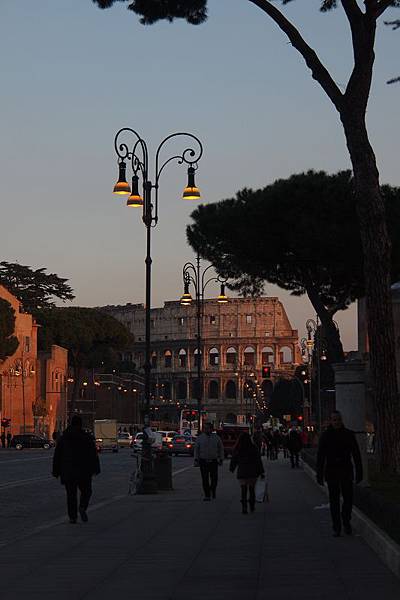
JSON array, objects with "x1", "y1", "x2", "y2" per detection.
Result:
[{"x1": 255, "y1": 477, "x2": 270, "y2": 503}]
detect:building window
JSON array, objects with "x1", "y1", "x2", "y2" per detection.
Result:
[
  {"x1": 176, "y1": 379, "x2": 187, "y2": 400},
  {"x1": 209, "y1": 347, "x2": 219, "y2": 366},
  {"x1": 208, "y1": 380, "x2": 219, "y2": 400},
  {"x1": 24, "y1": 336, "x2": 30, "y2": 352},
  {"x1": 194, "y1": 349, "x2": 202, "y2": 368},
  {"x1": 226, "y1": 347, "x2": 237, "y2": 365},
  {"x1": 246, "y1": 315, "x2": 252, "y2": 324},
  {"x1": 210, "y1": 315, "x2": 216, "y2": 325},
  {"x1": 226, "y1": 380, "x2": 237, "y2": 399},
  {"x1": 178, "y1": 349, "x2": 187, "y2": 368},
  {"x1": 279, "y1": 346, "x2": 293, "y2": 364},
  {"x1": 164, "y1": 350, "x2": 172, "y2": 368},
  {"x1": 151, "y1": 352, "x2": 157, "y2": 368},
  {"x1": 244, "y1": 346, "x2": 255, "y2": 366},
  {"x1": 262, "y1": 347, "x2": 274, "y2": 365},
  {"x1": 178, "y1": 317, "x2": 185, "y2": 326}
]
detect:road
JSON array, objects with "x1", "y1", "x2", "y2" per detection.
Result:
[{"x1": 0, "y1": 448, "x2": 190, "y2": 547}]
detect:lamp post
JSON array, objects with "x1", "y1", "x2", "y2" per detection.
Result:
[
  {"x1": 113, "y1": 127, "x2": 203, "y2": 493},
  {"x1": 179, "y1": 254, "x2": 228, "y2": 433}
]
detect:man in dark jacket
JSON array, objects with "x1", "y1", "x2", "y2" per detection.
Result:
[
  {"x1": 52, "y1": 415, "x2": 100, "y2": 524},
  {"x1": 287, "y1": 426, "x2": 303, "y2": 468},
  {"x1": 317, "y1": 410, "x2": 363, "y2": 536}
]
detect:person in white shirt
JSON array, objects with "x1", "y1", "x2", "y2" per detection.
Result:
[{"x1": 194, "y1": 422, "x2": 224, "y2": 500}]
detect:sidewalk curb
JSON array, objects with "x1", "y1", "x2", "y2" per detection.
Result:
[{"x1": 302, "y1": 460, "x2": 400, "y2": 579}]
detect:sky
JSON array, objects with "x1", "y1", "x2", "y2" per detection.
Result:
[{"x1": 1, "y1": 0, "x2": 399, "y2": 351}]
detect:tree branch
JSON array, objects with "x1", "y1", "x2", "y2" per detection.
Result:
[
  {"x1": 376, "y1": 0, "x2": 398, "y2": 18},
  {"x1": 248, "y1": 0, "x2": 343, "y2": 111},
  {"x1": 341, "y1": 0, "x2": 363, "y2": 23}
]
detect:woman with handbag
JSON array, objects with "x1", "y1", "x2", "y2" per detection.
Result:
[{"x1": 229, "y1": 432, "x2": 265, "y2": 514}]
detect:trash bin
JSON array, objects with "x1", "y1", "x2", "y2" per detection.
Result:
[{"x1": 154, "y1": 450, "x2": 173, "y2": 490}]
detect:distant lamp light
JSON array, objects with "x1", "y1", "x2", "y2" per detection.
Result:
[
  {"x1": 321, "y1": 350, "x2": 327, "y2": 361},
  {"x1": 127, "y1": 175, "x2": 144, "y2": 207},
  {"x1": 182, "y1": 166, "x2": 201, "y2": 200},
  {"x1": 217, "y1": 283, "x2": 228, "y2": 304},
  {"x1": 113, "y1": 161, "x2": 131, "y2": 195}
]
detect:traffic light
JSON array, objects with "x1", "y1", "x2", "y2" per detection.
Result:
[
  {"x1": 1, "y1": 418, "x2": 10, "y2": 428},
  {"x1": 261, "y1": 365, "x2": 271, "y2": 379}
]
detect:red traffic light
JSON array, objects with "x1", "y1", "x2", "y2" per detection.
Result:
[
  {"x1": 1, "y1": 418, "x2": 10, "y2": 428},
  {"x1": 261, "y1": 365, "x2": 271, "y2": 379},
  {"x1": 297, "y1": 415, "x2": 303, "y2": 422}
]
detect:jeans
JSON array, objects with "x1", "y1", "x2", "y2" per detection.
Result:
[
  {"x1": 327, "y1": 477, "x2": 353, "y2": 532},
  {"x1": 64, "y1": 477, "x2": 92, "y2": 520},
  {"x1": 199, "y1": 459, "x2": 218, "y2": 498}
]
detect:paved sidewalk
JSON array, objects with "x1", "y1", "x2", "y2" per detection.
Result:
[{"x1": 1, "y1": 458, "x2": 400, "y2": 600}]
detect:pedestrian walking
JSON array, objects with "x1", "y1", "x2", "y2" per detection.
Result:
[
  {"x1": 287, "y1": 426, "x2": 303, "y2": 468},
  {"x1": 316, "y1": 410, "x2": 363, "y2": 537},
  {"x1": 1, "y1": 431, "x2": 6, "y2": 448},
  {"x1": 229, "y1": 433, "x2": 265, "y2": 514},
  {"x1": 194, "y1": 422, "x2": 224, "y2": 501},
  {"x1": 6, "y1": 432, "x2": 11, "y2": 447},
  {"x1": 52, "y1": 415, "x2": 100, "y2": 524},
  {"x1": 271, "y1": 429, "x2": 281, "y2": 460},
  {"x1": 252, "y1": 426, "x2": 264, "y2": 455},
  {"x1": 281, "y1": 428, "x2": 289, "y2": 458}
]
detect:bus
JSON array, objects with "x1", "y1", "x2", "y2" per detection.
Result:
[{"x1": 179, "y1": 409, "x2": 199, "y2": 436}]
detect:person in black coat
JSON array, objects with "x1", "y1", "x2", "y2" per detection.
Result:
[
  {"x1": 316, "y1": 410, "x2": 363, "y2": 536},
  {"x1": 287, "y1": 427, "x2": 303, "y2": 469},
  {"x1": 230, "y1": 433, "x2": 265, "y2": 514},
  {"x1": 52, "y1": 415, "x2": 100, "y2": 524}
]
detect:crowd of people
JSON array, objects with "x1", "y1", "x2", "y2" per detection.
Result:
[{"x1": 50, "y1": 410, "x2": 362, "y2": 538}]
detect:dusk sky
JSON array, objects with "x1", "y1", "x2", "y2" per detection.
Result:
[{"x1": 1, "y1": 1, "x2": 399, "y2": 350}]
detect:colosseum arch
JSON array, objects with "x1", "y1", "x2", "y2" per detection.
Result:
[
  {"x1": 261, "y1": 346, "x2": 274, "y2": 364},
  {"x1": 226, "y1": 347, "x2": 237, "y2": 366},
  {"x1": 178, "y1": 348, "x2": 187, "y2": 368},
  {"x1": 176, "y1": 379, "x2": 187, "y2": 400},
  {"x1": 208, "y1": 380, "x2": 219, "y2": 399},
  {"x1": 209, "y1": 347, "x2": 219, "y2": 366},
  {"x1": 279, "y1": 346, "x2": 293, "y2": 364},
  {"x1": 226, "y1": 380, "x2": 237, "y2": 399},
  {"x1": 243, "y1": 346, "x2": 255, "y2": 366}
]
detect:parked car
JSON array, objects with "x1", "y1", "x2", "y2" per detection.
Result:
[
  {"x1": 131, "y1": 432, "x2": 144, "y2": 452},
  {"x1": 157, "y1": 430, "x2": 178, "y2": 446},
  {"x1": 131, "y1": 430, "x2": 163, "y2": 452},
  {"x1": 167, "y1": 434, "x2": 195, "y2": 456},
  {"x1": 117, "y1": 432, "x2": 132, "y2": 448},
  {"x1": 10, "y1": 434, "x2": 54, "y2": 450}
]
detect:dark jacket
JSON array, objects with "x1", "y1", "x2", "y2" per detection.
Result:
[
  {"x1": 316, "y1": 426, "x2": 363, "y2": 483},
  {"x1": 230, "y1": 444, "x2": 264, "y2": 480},
  {"x1": 52, "y1": 425, "x2": 100, "y2": 484},
  {"x1": 287, "y1": 430, "x2": 303, "y2": 453}
]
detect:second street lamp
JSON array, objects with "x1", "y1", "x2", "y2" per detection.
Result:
[
  {"x1": 179, "y1": 254, "x2": 228, "y2": 433},
  {"x1": 113, "y1": 127, "x2": 203, "y2": 493}
]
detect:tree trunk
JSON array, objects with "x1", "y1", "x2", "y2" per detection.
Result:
[
  {"x1": 341, "y1": 110, "x2": 400, "y2": 471},
  {"x1": 305, "y1": 283, "x2": 345, "y2": 364}
]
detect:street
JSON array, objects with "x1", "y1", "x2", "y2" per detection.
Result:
[
  {"x1": 0, "y1": 448, "x2": 190, "y2": 547},
  {"x1": 0, "y1": 452, "x2": 399, "y2": 599}
]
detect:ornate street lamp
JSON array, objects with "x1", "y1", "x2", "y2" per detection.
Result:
[
  {"x1": 179, "y1": 254, "x2": 228, "y2": 432},
  {"x1": 113, "y1": 128, "x2": 203, "y2": 493}
]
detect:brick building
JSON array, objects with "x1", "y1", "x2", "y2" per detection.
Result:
[
  {"x1": 0, "y1": 285, "x2": 68, "y2": 437},
  {"x1": 101, "y1": 296, "x2": 301, "y2": 423}
]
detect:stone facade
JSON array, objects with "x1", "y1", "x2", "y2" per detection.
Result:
[
  {"x1": 102, "y1": 296, "x2": 301, "y2": 422},
  {"x1": 0, "y1": 285, "x2": 68, "y2": 436}
]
